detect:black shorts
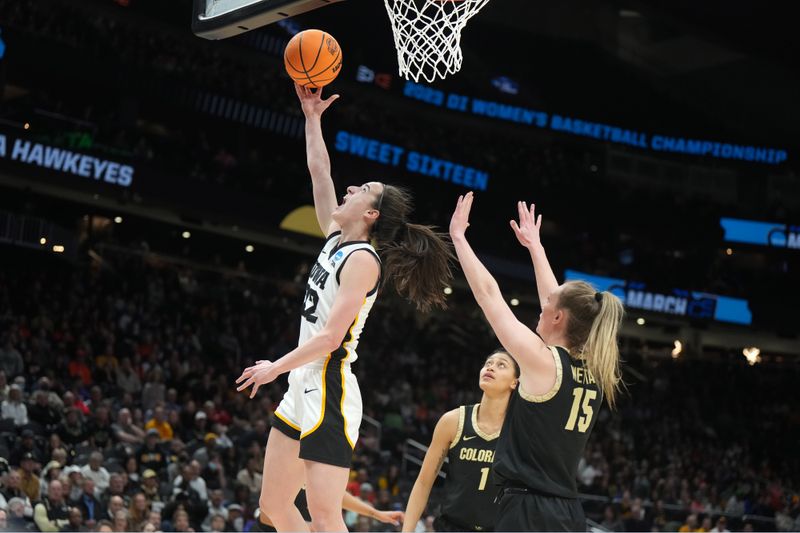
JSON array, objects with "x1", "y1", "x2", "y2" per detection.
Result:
[
  {"x1": 272, "y1": 362, "x2": 362, "y2": 468},
  {"x1": 495, "y1": 487, "x2": 586, "y2": 532}
]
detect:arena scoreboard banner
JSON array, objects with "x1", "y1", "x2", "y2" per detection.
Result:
[
  {"x1": 334, "y1": 130, "x2": 490, "y2": 191},
  {"x1": 565, "y1": 269, "x2": 752, "y2": 326},
  {"x1": 399, "y1": 81, "x2": 788, "y2": 166},
  {"x1": 0, "y1": 130, "x2": 134, "y2": 188},
  {"x1": 720, "y1": 217, "x2": 800, "y2": 249}
]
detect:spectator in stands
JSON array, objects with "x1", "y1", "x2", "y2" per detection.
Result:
[
  {"x1": 145, "y1": 403, "x2": 173, "y2": 441},
  {"x1": 59, "y1": 407, "x2": 88, "y2": 446},
  {"x1": 128, "y1": 492, "x2": 150, "y2": 531},
  {"x1": 29, "y1": 390, "x2": 62, "y2": 433},
  {"x1": 0, "y1": 336, "x2": 24, "y2": 379},
  {"x1": 173, "y1": 461, "x2": 208, "y2": 502},
  {"x1": 18, "y1": 454, "x2": 41, "y2": 503},
  {"x1": 201, "y1": 489, "x2": 227, "y2": 532},
  {"x1": 11, "y1": 429, "x2": 44, "y2": 466},
  {"x1": 102, "y1": 474, "x2": 129, "y2": 508},
  {"x1": 75, "y1": 477, "x2": 102, "y2": 528},
  {"x1": 192, "y1": 432, "x2": 217, "y2": 470},
  {"x1": 601, "y1": 505, "x2": 625, "y2": 531},
  {"x1": 116, "y1": 358, "x2": 142, "y2": 396},
  {"x1": 208, "y1": 513, "x2": 226, "y2": 532},
  {"x1": 142, "y1": 368, "x2": 166, "y2": 414},
  {"x1": 171, "y1": 509, "x2": 192, "y2": 532},
  {"x1": 112, "y1": 407, "x2": 146, "y2": 448},
  {"x1": 710, "y1": 516, "x2": 730, "y2": 532},
  {"x1": 80, "y1": 452, "x2": 110, "y2": 497},
  {"x1": 88, "y1": 405, "x2": 114, "y2": 450},
  {"x1": 64, "y1": 466, "x2": 84, "y2": 502},
  {"x1": 1, "y1": 384, "x2": 28, "y2": 427},
  {"x1": 0, "y1": 370, "x2": 9, "y2": 402},
  {"x1": 39, "y1": 461, "x2": 62, "y2": 499},
  {"x1": 113, "y1": 508, "x2": 130, "y2": 532},
  {"x1": 140, "y1": 469, "x2": 163, "y2": 505},
  {"x1": 33, "y1": 479, "x2": 70, "y2": 532},
  {"x1": 138, "y1": 429, "x2": 168, "y2": 477},
  {"x1": 235, "y1": 457, "x2": 261, "y2": 502},
  {"x1": 680, "y1": 513, "x2": 699, "y2": 532},
  {"x1": 188, "y1": 410, "x2": 209, "y2": 443},
  {"x1": 5, "y1": 497, "x2": 34, "y2": 530},
  {"x1": 64, "y1": 506, "x2": 87, "y2": 532},
  {"x1": 68, "y1": 349, "x2": 92, "y2": 387},
  {"x1": 95, "y1": 519, "x2": 114, "y2": 532}
]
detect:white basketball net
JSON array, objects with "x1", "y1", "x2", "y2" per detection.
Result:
[{"x1": 383, "y1": 0, "x2": 492, "y2": 83}]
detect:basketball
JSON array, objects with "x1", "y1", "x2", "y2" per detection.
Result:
[{"x1": 284, "y1": 29, "x2": 343, "y2": 88}]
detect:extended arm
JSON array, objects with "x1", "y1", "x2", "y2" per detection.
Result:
[
  {"x1": 449, "y1": 193, "x2": 550, "y2": 376},
  {"x1": 342, "y1": 491, "x2": 405, "y2": 526},
  {"x1": 510, "y1": 201, "x2": 559, "y2": 305},
  {"x1": 236, "y1": 251, "x2": 379, "y2": 397},
  {"x1": 296, "y1": 84, "x2": 340, "y2": 235},
  {"x1": 402, "y1": 410, "x2": 458, "y2": 532}
]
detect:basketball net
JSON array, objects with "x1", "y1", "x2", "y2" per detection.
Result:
[{"x1": 383, "y1": 0, "x2": 491, "y2": 83}]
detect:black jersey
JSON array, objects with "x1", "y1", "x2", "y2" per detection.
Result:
[
  {"x1": 493, "y1": 346, "x2": 602, "y2": 499},
  {"x1": 440, "y1": 404, "x2": 501, "y2": 531}
]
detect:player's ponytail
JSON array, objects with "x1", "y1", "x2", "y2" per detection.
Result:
[
  {"x1": 558, "y1": 281, "x2": 625, "y2": 409},
  {"x1": 371, "y1": 185, "x2": 454, "y2": 312}
]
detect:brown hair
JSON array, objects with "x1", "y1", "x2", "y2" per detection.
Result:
[
  {"x1": 371, "y1": 185, "x2": 454, "y2": 312},
  {"x1": 557, "y1": 281, "x2": 625, "y2": 409}
]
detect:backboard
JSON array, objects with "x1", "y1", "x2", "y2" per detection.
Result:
[{"x1": 192, "y1": 0, "x2": 346, "y2": 40}]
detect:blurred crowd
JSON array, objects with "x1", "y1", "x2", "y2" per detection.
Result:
[
  {"x1": 0, "y1": 3, "x2": 798, "y2": 531},
  {"x1": 0, "y1": 244, "x2": 797, "y2": 532}
]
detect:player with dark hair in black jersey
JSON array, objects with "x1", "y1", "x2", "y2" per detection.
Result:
[
  {"x1": 401, "y1": 351, "x2": 520, "y2": 532},
  {"x1": 450, "y1": 194, "x2": 625, "y2": 532}
]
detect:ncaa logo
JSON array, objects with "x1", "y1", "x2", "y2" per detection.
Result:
[{"x1": 331, "y1": 250, "x2": 344, "y2": 267}]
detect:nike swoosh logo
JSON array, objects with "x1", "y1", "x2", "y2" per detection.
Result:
[
  {"x1": 463, "y1": 435, "x2": 477, "y2": 441},
  {"x1": 304, "y1": 388, "x2": 318, "y2": 394}
]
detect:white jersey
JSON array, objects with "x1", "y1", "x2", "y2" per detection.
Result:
[{"x1": 299, "y1": 231, "x2": 380, "y2": 365}]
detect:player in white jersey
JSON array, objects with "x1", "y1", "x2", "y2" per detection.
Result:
[{"x1": 236, "y1": 84, "x2": 454, "y2": 533}]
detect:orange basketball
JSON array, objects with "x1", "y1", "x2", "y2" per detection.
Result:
[{"x1": 284, "y1": 29, "x2": 343, "y2": 88}]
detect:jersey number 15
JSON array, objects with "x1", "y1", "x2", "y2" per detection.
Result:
[{"x1": 565, "y1": 387, "x2": 597, "y2": 433}]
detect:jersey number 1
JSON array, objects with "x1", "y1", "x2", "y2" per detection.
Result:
[
  {"x1": 478, "y1": 467, "x2": 490, "y2": 491},
  {"x1": 565, "y1": 387, "x2": 597, "y2": 433}
]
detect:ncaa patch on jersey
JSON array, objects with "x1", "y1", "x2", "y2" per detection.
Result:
[{"x1": 330, "y1": 250, "x2": 345, "y2": 267}]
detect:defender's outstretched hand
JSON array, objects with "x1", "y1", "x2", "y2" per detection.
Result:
[
  {"x1": 295, "y1": 83, "x2": 339, "y2": 118},
  {"x1": 449, "y1": 192, "x2": 474, "y2": 239},
  {"x1": 510, "y1": 201, "x2": 543, "y2": 249}
]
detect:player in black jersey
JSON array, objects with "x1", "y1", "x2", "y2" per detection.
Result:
[
  {"x1": 450, "y1": 194, "x2": 624, "y2": 532},
  {"x1": 402, "y1": 351, "x2": 520, "y2": 532}
]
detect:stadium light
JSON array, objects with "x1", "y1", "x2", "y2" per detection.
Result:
[
  {"x1": 726, "y1": 248, "x2": 733, "y2": 256},
  {"x1": 443, "y1": 287, "x2": 453, "y2": 295},
  {"x1": 39, "y1": 237, "x2": 47, "y2": 245},
  {"x1": 742, "y1": 347, "x2": 761, "y2": 366},
  {"x1": 510, "y1": 298, "x2": 520, "y2": 306},
  {"x1": 245, "y1": 244, "x2": 254, "y2": 253},
  {"x1": 52, "y1": 245, "x2": 65, "y2": 253},
  {"x1": 23, "y1": 122, "x2": 30, "y2": 130},
  {"x1": 114, "y1": 216, "x2": 123, "y2": 224},
  {"x1": 182, "y1": 231, "x2": 191, "y2": 239},
  {"x1": 671, "y1": 340, "x2": 682, "y2": 358},
  {"x1": 636, "y1": 317, "x2": 646, "y2": 326}
]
